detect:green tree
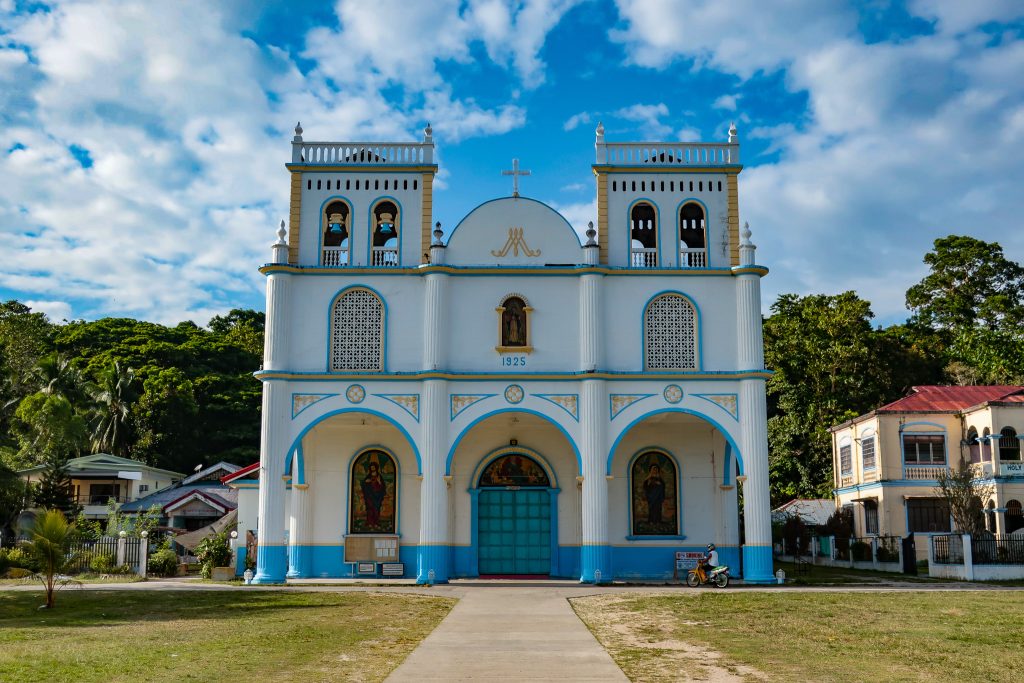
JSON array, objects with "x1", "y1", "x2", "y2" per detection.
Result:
[
  {"x1": 134, "y1": 368, "x2": 199, "y2": 471},
  {"x1": 23, "y1": 509, "x2": 79, "y2": 608},
  {"x1": 906, "y1": 235, "x2": 1024, "y2": 332},
  {"x1": 209, "y1": 309, "x2": 265, "y2": 358},
  {"x1": 33, "y1": 452, "x2": 78, "y2": 516},
  {"x1": 0, "y1": 462, "x2": 29, "y2": 544},
  {"x1": 88, "y1": 361, "x2": 138, "y2": 457},
  {"x1": 936, "y1": 463, "x2": 992, "y2": 535},
  {"x1": 11, "y1": 393, "x2": 88, "y2": 469}
]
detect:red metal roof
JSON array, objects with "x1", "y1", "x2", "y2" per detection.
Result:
[
  {"x1": 878, "y1": 385, "x2": 1024, "y2": 412},
  {"x1": 221, "y1": 462, "x2": 259, "y2": 484}
]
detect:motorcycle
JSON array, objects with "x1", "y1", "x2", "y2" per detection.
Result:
[{"x1": 686, "y1": 562, "x2": 730, "y2": 588}]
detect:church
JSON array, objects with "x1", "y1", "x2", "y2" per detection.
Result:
[{"x1": 248, "y1": 121, "x2": 775, "y2": 584}]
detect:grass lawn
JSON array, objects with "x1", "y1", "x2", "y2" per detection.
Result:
[
  {"x1": 0, "y1": 589, "x2": 455, "y2": 683},
  {"x1": 773, "y1": 560, "x2": 937, "y2": 585},
  {"x1": 572, "y1": 591, "x2": 1024, "y2": 682}
]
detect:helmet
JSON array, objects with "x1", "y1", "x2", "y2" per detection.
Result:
[{"x1": 707, "y1": 543, "x2": 716, "y2": 551}]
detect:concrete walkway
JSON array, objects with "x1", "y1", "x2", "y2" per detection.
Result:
[{"x1": 386, "y1": 586, "x2": 628, "y2": 682}]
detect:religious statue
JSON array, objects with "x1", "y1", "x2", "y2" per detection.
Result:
[
  {"x1": 502, "y1": 297, "x2": 527, "y2": 346},
  {"x1": 643, "y1": 463, "x2": 666, "y2": 525},
  {"x1": 361, "y1": 460, "x2": 386, "y2": 527}
]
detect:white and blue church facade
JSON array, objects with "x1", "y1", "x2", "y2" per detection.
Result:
[{"x1": 250, "y1": 122, "x2": 775, "y2": 584}]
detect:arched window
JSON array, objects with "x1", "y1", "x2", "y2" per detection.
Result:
[
  {"x1": 330, "y1": 288, "x2": 384, "y2": 371},
  {"x1": 1007, "y1": 500, "x2": 1024, "y2": 534},
  {"x1": 982, "y1": 427, "x2": 992, "y2": 462},
  {"x1": 967, "y1": 427, "x2": 980, "y2": 463},
  {"x1": 479, "y1": 454, "x2": 550, "y2": 487},
  {"x1": 371, "y1": 200, "x2": 399, "y2": 266},
  {"x1": 678, "y1": 203, "x2": 707, "y2": 267},
  {"x1": 986, "y1": 500, "x2": 996, "y2": 533},
  {"x1": 630, "y1": 202, "x2": 657, "y2": 267},
  {"x1": 631, "y1": 451, "x2": 678, "y2": 536},
  {"x1": 322, "y1": 200, "x2": 350, "y2": 266},
  {"x1": 999, "y1": 427, "x2": 1020, "y2": 461},
  {"x1": 644, "y1": 293, "x2": 697, "y2": 370},
  {"x1": 349, "y1": 449, "x2": 397, "y2": 534},
  {"x1": 496, "y1": 294, "x2": 532, "y2": 352}
]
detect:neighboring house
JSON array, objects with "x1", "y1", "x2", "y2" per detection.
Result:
[
  {"x1": 119, "y1": 462, "x2": 241, "y2": 531},
  {"x1": 830, "y1": 385, "x2": 1024, "y2": 539},
  {"x1": 772, "y1": 499, "x2": 835, "y2": 529},
  {"x1": 19, "y1": 453, "x2": 183, "y2": 520},
  {"x1": 222, "y1": 462, "x2": 260, "y2": 574}
]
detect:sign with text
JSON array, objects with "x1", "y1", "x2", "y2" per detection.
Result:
[
  {"x1": 1001, "y1": 462, "x2": 1024, "y2": 476},
  {"x1": 675, "y1": 551, "x2": 705, "y2": 570}
]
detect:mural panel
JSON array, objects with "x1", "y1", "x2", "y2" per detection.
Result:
[
  {"x1": 631, "y1": 451, "x2": 678, "y2": 536},
  {"x1": 350, "y1": 449, "x2": 397, "y2": 534},
  {"x1": 479, "y1": 454, "x2": 550, "y2": 487}
]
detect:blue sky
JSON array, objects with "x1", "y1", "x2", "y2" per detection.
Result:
[{"x1": 1, "y1": 0, "x2": 1022, "y2": 326}]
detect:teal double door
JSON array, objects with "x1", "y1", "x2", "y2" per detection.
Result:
[{"x1": 478, "y1": 488, "x2": 551, "y2": 575}]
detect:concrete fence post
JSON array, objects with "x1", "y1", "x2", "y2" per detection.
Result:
[
  {"x1": 871, "y1": 537, "x2": 879, "y2": 570},
  {"x1": 829, "y1": 536, "x2": 836, "y2": 563},
  {"x1": 927, "y1": 535, "x2": 936, "y2": 577},
  {"x1": 138, "y1": 535, "x2": 149, "y2": 577},
  {"x1": 963, "y1": 533, "x2": 974, "y2": 581},
  {"x1": 849, "y1": 537, "x2": 856, "y2": 568},
  {"x1": 116, "y1": 533, "x2": 127, "y2": 567}
]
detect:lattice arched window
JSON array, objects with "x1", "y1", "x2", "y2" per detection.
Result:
[
  {"x1": 644, "y1": 293, "x2": 697, "y2": 370},
  {"x1": 330, "y1": 288, "x2": 384, "y2": 371}
]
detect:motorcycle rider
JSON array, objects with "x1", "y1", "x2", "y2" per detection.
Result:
[{"x1": 702, "y1": 543, "x2": 719, "y2": 577}]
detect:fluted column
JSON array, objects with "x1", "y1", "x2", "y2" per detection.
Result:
[
  {"x1": 287, "y1": 475, "x2": 312, "y2": 578},
  {"x1": 580, "y1": 379, "x2": 610, "y2": 583},
  {"x1": 424, "y1": 223, "x2": 447, "y2": 370},
  {"x1": 417, "y1": 379, "x2": 449, "y2": 583},
  {"x1": 254, "y1": 225, "x2": 292, "y2": 584},
  {"x1": 734, "y1": 222, "x2": 773, "y2": 582}
]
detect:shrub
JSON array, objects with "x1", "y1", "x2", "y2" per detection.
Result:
[
  {"x1": 0, "y1": 548, "x2": 8, "y2": 575},
  {"x1": 195, "y1": 532, "x2": 232, "y2": 579},
  {"x1": 149, "y1": 549, "x2": 179, "y2": 577},
  {"x1": 4, "y1": 567, "x2": 32, "y2": 579},
  {"x1": 5, "y1": 547, "x2": 37, "y2": 572},
  {"x1": 851, "y1": 541, "x2": 872, "y2": 562},
  {"x1": 875, "y1": 546, "x2": 897, "y2": 563},
  {"x1": 90, "y1": 553, "x2": 117, "y2": 574}
]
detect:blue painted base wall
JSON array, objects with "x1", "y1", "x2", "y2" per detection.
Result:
[
  {"x1": 742, "y1": 545, "x2": 775, "y2": 583},
  {"x1": 253, "y1": 545, "x2": 287, "y2": 584},
  {"x1": 611, "y1": 545, "x2": 741, "y2": 581}
]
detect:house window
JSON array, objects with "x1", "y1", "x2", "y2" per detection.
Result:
[
  {"x1": 967, "y1": 427, "x2": 980, "y2": 463},
  {"x1": 349, "y1": 449, "x2": 397, "y2": 534},
  {"x1": 330, "y1": 288, "x2": 384, "y2": 371},
  {"x1": 88, "y1": 483, "x2": 121, "y2": 505},
  {"x1": 139, "y1": 484, "x2": 149, "y2": 494},
  {"x1": 839, "y1": 445, "x2": 852, "y2": 475},
  {"x1": 906, "y1": 498, "x2": 950, "y2": 533},
  {"x1": 1007, "y1": 500, "x2": 1024, "y2": 534},
  {"x1": 999, "y1": 427, "x2": 1020, "y2": 461},
  {"x1": 861, "y1": 437, "x2": 876, "y2": 471},
  {"x1": 631, "y1": 451, "x2": 678, "y2": 536},
  {"x1": 863, "y1": 500, "x2": 879, "y2": 535},
  {"x1": 902, "y1": 434, "x2": 945, "y2": 464},
  {"x1": 630, "y1": 202, "x2": 657, "y2": 267},
  {"x1": 678, "y1": 202, "x2": 707, "y2": 267},
  {"x1": 982, "y1": 427, "x2": 992, "y2": 461},
  {"x1": 644, "y1": 293, "x2": 697, "y2": 370}
]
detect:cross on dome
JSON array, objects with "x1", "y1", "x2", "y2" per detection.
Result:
[{"x1": 501, "y1": 158, "x2": 531, "y2": 197}]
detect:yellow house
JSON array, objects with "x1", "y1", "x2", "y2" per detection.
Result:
[{"x1": 830, "y1": 386, "x2": 1024, "y2": 540}]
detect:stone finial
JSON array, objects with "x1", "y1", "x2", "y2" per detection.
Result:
[
  {"x1": 293, "y1": 122, "x2": 303, "y2": 141},
  {"x1": 595, "y1": 121, "x2": 605, "y2": 141},
  {"x1": 585, "y1": 221, "x2": 597, "y2": 246},
  {"x1": 433, "y1": 221, "x2": 444, "y2": 245},
  {"x1": 276, "y1": 220, "x2": 287, "y2": 245},
  {"x1": 741, "y1": 221, "x2": 752, "y2": 244},
  {"x1": 728, "y1": 121, "x2": 738, "y2": 144},
  {"x1": 424, "y1": 122, "x2": 433, "y2": 142},
  {"x1": 738, "y1": 221, "x2": 756, "y2": 266}
]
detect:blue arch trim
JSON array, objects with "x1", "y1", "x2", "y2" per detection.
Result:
[
  {"x1": 366, "y1": 195, "x2": 404, "y2": 266},
  {"x1": 641, "y1": 290, "x2": 702, "y2": 371},
  {"x1": 446, "y1": 408, "x2": 581, "y2": 476},
  {"x1": 325, "y1": 284, "x2": 388, "y2": 373},
  {"x1": 284, "y1": 442, "x2": 306, "y2": 485},
  {"x1": 899, "y1": 421, "x2": 946, "y2": 432},
  {"x1": 722, "y1": 442, "x2": 733, "y2": 486},
  {"x1": 626, "y1": 446, "x2": 683, "y2": 538},
  {"x1": 285, "y1": 407, "x2": 422, "y2": 476},
  {"x1": 445, "y1": 196, "x2": 584, "y2": 247},
  {"x1": 470, "y1": 444, "x2": 560, "y2": 489},
  {"x1": 345, "y1": 444, "x2": 402, "y2": 536},
  {"x1": 626, "y1": 197, "x2": 661, "y2": 268},
  {"x1": 317, "y1": 195, "x2": 355, "y2": 266},
  {"x1": 607, "y1": 407, "x2": 744, "y2": 477}
]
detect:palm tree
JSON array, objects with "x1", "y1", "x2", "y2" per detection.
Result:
[
  {"x1": 33, "y1": 354, "x2": 92, "y2": 405},
  {"x1": 89, "y1": 361, "x2": 137, "y2": 457},
  {"x1": 24, "y1": 509, "x2": 78, "y2": 608}
]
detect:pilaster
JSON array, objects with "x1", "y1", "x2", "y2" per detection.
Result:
[
  {"x1": 580, "y1": 379, "x2": 610, "y2": 582},
  {"x1": 253, "y1": 381, "x2": 289, "y2": 584},
  {"x1": 417, "y1": 379, "x2": 449, "y2": 583},
  {"x1": 739, "y1": 378, "x2": 774, "y2": 583},
  {"x1": 579, "y1": 253, "x2": 602, "y2": 371},
  {"x1": 287, "y1": 481, "x2": 312, "y2": 578}
]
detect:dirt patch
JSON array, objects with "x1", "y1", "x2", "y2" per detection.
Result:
[{"x1": 571, "y1": 594, "x2": 766, "y2": 682}]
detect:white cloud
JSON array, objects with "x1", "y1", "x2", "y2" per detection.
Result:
[
  {"x1": 908, "y1": 0, "x2": 1024, "y2": 35},
  {"x1": 24, "y1": 300, "x2": 72, "y2": 322},
  {"x1": 712, "y1": 94, "x2": 740, "y2": 111},
  {"x1": 564, "y1": 111, "x2": 592, "y2": 131},
  {"x1": 613, "y1": 102, "x2": 672, "y2": 137},
  {"x1": 549, "y1": 199, "x2": 597, "y2": 240}
]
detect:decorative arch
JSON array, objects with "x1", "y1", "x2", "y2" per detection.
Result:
[
  {"x1": 369, "y1": 197, "x2": 401, "y2": 266},
  {"x1": 643, "y1": 291, "x2": 699, "y2": 370},
  {"x1": 628, "y1": 199, "x2": 659, "y2": 267},
  {"x1": 320, "y1": 196, "x2": 353, "y2": 266},
  {"x1": 285, "y1": 407, "x2": 422, "y2": 479},
  {"x1": 607, "y1": 407, "x2": 743, "y2": 476},
  {"x1": 348, "y1": 446, "x2": 398, "y2": 534},
  {"x1": 999, "y1": 427, "x2": 1020, "y2": 461},
  {"x1": 328, "y1": 286, "x2": 385, "y2": 372},
  {"x1": 967, "y1": 426, "x2": 981, "y2": 463},
  {"x1": 628, "y1": 448, "x2": 680, "y2": 537},
  {"x1": 496, "y1": 293, "x2": 533, "y2": 352},
  {"x1": 677, "y1": 200, "x2": 707, "y2": 268},
  {"x1": 446, "y1": 408, "x2": 581, "y2": 476},
  {"x1": 471, "y1": 445, "x2": 558, "y2": 489},
  {"x1": 982, "y1": 427, "x2": 992, "y2": 462},
  {"x1": 478, "y1": 452, "x2": 551, "y2": 488}
]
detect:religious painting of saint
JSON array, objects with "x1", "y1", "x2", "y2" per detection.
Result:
[
  {"x1": 501, "y1": 297, "x2": 528, "y2": 347},
  {"x1": 479, "y1": 454, "x2": 550, "y2": 487},
  {"x1": 350, "y1": 450, "x2": 397, "y2": 534},
  {"x1": 631, "y1": 451, "x2": 678, "y2": 536}
]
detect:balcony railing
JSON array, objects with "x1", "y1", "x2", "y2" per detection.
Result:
[
  {"x1": 76, "y1": 494, "x2": 133, "y2": 505},
  {"x1": 679, "y1": 248, "x2": 707, "y2": 268},
  {"x1": 904, "y1": 465, "x2": 951, "y2": 480},
  {"x1": 597, "y1": 141, "x2": 739, "y2": 166},
  {"x1": 292, "y1": 141, "x2": 433, "y2": 165},
  {"x1": 631, "y1": 247, "x2": 657, "y2": 268},
  {"x1": 371, "y1": 247, "x2": 399, "y2": 267},
  {"x1": 322, "y1": 246, "x2": 349, "y2": 267}
]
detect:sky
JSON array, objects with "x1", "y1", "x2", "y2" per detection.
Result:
[{"x1": 1, "y1": 0, "x2": 1022, "y2": 327}]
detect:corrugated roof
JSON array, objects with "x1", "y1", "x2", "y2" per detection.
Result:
[
  {"x1": 878, "y1": 385, "x2": 1024, "y2": 412},
  {"x1": 119, "y1": 483, "x2": 237, "y2": 513}
]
